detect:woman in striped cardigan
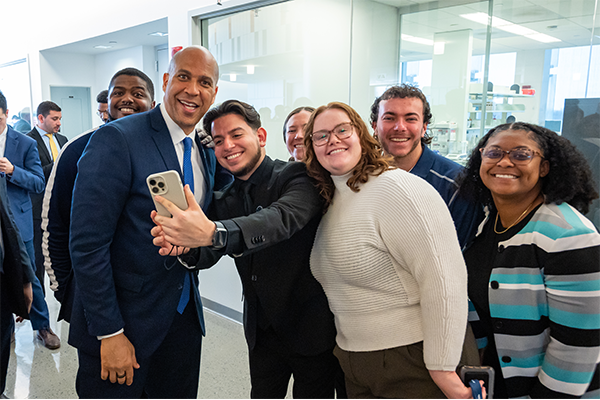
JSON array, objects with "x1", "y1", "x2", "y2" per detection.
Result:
[{"x1": 459, "y1": 122, "x2": 599, "y2": 398}]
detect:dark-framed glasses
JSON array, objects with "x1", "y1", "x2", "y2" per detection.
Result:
[
  {"x1": 311, "y1": 122, "x2": 354, "y2": 147},
  {"x1": 480, "y1": 147, "x2": 544, "y2": 165}
]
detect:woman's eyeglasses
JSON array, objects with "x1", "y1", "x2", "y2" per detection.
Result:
[
  {"x1": 311, "y1": 123, "x2": 354, "y2": 147},
  {"x1": 480, "y1": 147, "x2": 544, "y2": 165}
]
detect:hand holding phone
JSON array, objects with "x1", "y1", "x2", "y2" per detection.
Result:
[
  {"x1": 460, "y1": 365, "x2": 494, "y2": 399},
  {"x1": 147, "y1": 170, "x2": 188, "y2": 217}
]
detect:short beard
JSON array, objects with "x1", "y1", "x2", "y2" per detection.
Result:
[{"x1": 232, "y1": 147, "x2": 262, "y2": 178}]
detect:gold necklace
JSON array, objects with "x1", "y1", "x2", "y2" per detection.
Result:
[{"x1": 494, "y1": 197, "x2": 539, "y2": 235}]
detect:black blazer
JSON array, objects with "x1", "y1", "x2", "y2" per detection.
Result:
[
  {"x1": 26, "y1": 127, "x2": 68, "y2": 219},
  {"x1": 0, "y1": 176, "x2": 36, "y2": 318},
  {"x1": 192, "y1": 157, "x2": 336, "y2": 356}
]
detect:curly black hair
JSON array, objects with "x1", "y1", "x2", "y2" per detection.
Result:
[{"x1": 457, "y1": 122, "x2": 598, "y2": 214}]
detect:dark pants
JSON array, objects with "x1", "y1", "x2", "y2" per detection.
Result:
[
  {"x1": 334, "y1": 326, "x2": 479, "y2": 398},
  {"x1": 23, "y1": 238, "x2": 51, "y2": 331},
  {"x1": 249, "y1": 326, "x2": 337, "y2": 399},
  {"x1": 76, "y1": 302, "x2": 202, "y2": 399},
  {"x1": 32, "y1": 221, "x2": 45, "y2": 296},
  {"x1": 1, "y1": 278, "x2": 15, "y2": 394}
]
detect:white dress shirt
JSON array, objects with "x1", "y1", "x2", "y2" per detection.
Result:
[{"x1": 159, "y1": 103, "x2": 207, "y2": 207}]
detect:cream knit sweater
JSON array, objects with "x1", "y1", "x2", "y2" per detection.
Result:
[{"x1": 310, "y1": 168, "x2": 468, "y2": 371}]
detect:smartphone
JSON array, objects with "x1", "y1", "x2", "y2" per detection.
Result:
[
  {"x1": 459, "y1": 365, "x2": 494, "y2": 399},
  {"x1": 146, "y1": 170, "x2": 188, "y2": 217}
]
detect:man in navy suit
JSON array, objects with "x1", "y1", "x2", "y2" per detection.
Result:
[
  {"x1": 0, "y1": 91, "x2": 60, "y2": 350},
  {"x1": 69, "y1": 46, "x2": 228, "y2": 398}
]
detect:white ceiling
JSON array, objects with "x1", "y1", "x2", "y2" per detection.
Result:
[
  {"x1": 388, "y1": 0, "x2": 599, "y2": 60},
  {"x1": 42, "y1": 18, "x2": 168, "y2": 55},
  {"x1": 40, "y1": 0, "x2": 598, "y2": 61}
]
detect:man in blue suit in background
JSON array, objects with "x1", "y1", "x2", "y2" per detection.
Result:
[
  {"x1": 0, "y1": 91, "x2": 60, "y2": 350},
  {"x1": 69, "y1": 46, "x2": 228, "y2": 398}
]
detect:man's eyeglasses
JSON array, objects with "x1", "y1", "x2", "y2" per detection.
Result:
[
  {"x1": 480, "y1": 147, "x2": 544, "y2": 165},
  {"x1": 311, "y1": 123, "x2": 354, "y2": 147},
  {"x1": 96, "y1": 110, "x2": 109, "y2": 117}
]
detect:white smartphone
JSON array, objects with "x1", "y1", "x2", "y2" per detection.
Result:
[{"x1": 146, "y1": 170, "x2": 188, "y2": 217}]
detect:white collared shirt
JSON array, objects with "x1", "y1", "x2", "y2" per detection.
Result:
[
  {"x1": 159, "y1": 103, "x2": 206, "y2": 207},
  {"x1": 35, "y1": 125, "x2": 62, "y2": 161},
  {"x1": 0, "y1": 125, "x2": 7, "y2": 157}
]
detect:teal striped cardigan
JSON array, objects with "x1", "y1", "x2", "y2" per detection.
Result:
[{"x1": 468, "y1": 202, "x2": 600, "y2": 398}]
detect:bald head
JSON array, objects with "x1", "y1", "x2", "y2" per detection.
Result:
[
  {"x1": 168, "y1": 46, "x2": 219, "y2": 85},
  {"x1": 162, "y1": 45, "x2": 220, "y2": 134}
]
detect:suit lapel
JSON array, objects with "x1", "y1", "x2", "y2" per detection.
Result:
[
  {"x1": 148, "y1": 108, "x2": 181, "y2": 175},
  {"x1": 29, "y1": 129, "x2": 51, "y2": 165},
  {"x1": 4, "y1": 128, "x2": 20, "y2": 159},
  {"x1": 57, "y1": 133, "x2": 68, "y2": 149}
]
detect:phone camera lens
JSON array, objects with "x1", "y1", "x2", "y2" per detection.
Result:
[
  {"x1": 152, "y1": 187, "x2": 159, "y2": 194},
  {"x1": 158, "y1": 182, "x2": 165, "y2": 188},
  {"x1": 149, "y1": 179, "x2": 156, "y2": 186}
]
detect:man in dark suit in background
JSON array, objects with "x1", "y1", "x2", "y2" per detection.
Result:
[
  {"x1": 26, "y1": 101, "x2": 68, "y2": 294},
  {"x1": 96, "y1": 89, "x2": 109, "y2": 125},
  {"x1": 69, "y1": 46, "x2": 228, "y2": 398},
  {"x1": 152, "y1": 100, "x2": 338, "y2": 398},
  {"x1": 0, "y1": 91, "x2": 60, "y2": 350},
  {"x1": 42, "y1": 67, "x2": 156, "y2": 324},
  {"x1": 0, "y1": 173, "x2": 35, "y2": 396}
]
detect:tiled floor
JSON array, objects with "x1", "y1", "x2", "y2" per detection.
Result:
[{"x1": 2, "y1": 279, "x2": 265, "y2": 399}]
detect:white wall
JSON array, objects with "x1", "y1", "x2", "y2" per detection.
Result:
[{"x1": 39, "y1": 52, "x2": 96, "y2": 101}]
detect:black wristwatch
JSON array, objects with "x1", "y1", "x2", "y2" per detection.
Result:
[{"x1": 211, "y1": 221, "x2": 227, "y2": 250}]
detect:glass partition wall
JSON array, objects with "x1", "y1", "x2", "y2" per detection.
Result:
[
  {"x1": 0, "y1": 59, "x2": 33, "y2": 133},
  {"x1": 197, "y1": 0, "x2": 599, "y2": 162}
]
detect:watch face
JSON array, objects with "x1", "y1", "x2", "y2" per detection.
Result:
[{"x1": 212, "y1": 223, "x2": 227, "y2": 249}]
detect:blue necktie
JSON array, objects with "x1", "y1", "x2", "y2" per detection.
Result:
[{"x1": 177, "y1": 136, "x2": 194, "y2": 314}]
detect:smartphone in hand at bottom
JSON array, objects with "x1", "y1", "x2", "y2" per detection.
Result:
[
  {"x1": 459, "y1": 365, "x2": 494, "y2": 399},
  {"x1": 147, "y1": 170, "x2": 188, "y2": 217}
]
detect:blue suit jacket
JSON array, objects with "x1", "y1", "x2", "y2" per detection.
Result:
[
  {"x1": 68, "y1": 107, "x2": 226, "y2": 360},
  {"x1": 3, "y1": 126, "x2": 45, "y2": 242}
]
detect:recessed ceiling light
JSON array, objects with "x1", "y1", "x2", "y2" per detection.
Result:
[
  {"x1": 460, "y1": 12, "x2": 560, "y2": 43},
  {"x1": 94, "y1": 45, "x2": 113, "y2": 49},
  {"x1": 401, "y1": 34, "x2": 434, "y2": 46},
  {"x1": 149, "y1": 31, "x2": 168, "y2": 37}
]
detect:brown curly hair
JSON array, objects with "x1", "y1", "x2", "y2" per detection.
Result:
[{"x1": 303, "y1": 102, "x2": 393, "y2": 211}]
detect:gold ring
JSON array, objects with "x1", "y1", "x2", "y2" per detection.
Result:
[{"x1": 117, "y1": 372, "x2": 126, "y2": 379}]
